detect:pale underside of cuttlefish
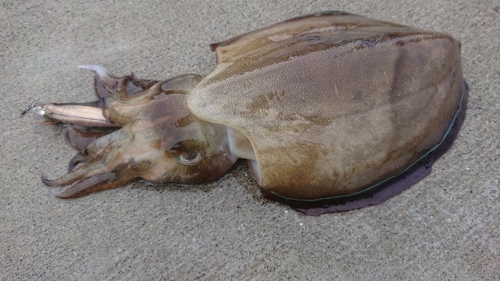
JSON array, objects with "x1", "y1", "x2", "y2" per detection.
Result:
[{"x1": 32, "y1": 11, "x2": 467, "y2": 215}]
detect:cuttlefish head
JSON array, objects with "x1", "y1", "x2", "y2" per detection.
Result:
[{"x1": 35, "y1": 66, "x2": 237, "y2": 198}]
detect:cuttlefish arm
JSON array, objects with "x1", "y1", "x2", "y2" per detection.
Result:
[
  {"x1": 33, "y1": 66, "x2": 236, "y2": 198},
  {"x1": 33, "y1": 65, "x2": 156, "y2": 127}
]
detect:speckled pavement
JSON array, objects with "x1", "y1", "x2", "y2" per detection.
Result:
[{"x1": 1, "y1": 1, "x2": 499, "y2": 280}]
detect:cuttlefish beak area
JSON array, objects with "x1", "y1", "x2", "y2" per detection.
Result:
[{"x1": 36, "y1": 66, "x2": 237, "y2": 198}]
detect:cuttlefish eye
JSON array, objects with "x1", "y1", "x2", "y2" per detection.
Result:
[{"x1": 176, "y1": 151, "x2": 204, "y2": 165}]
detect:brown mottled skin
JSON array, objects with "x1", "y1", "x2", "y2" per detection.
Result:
[
  {"x1": 36, "y1": 12, "x2": 465, "y2": 207},
  {"x1": 189, "y1": 12, "x2": 464, "y2": 200}
]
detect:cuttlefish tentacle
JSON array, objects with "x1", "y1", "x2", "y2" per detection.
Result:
[
  {"x1": 58, "y1": 65, "x2": 157, "y2": 151},
  {"x1": 64, "y1": 124, "x2": 116, "y2": 152},
  {"x1": 65, "y1": 135, "x2": 117, "y2": 173},
  {"x1": 68, "y1": 152, "x2": 87, "y2": 172},
  {"x1": 41, "y1": 128, "x2": 166, "y2": 198},
  {"x1": 78, "y1": 64, "x2": 158, "y2": 99},
  {"x1": 78, "y1": 65, "x2": 120, "y2": 98},
  {"x1": 35, "y1": 65, "x2": 161, "y2": 152},
  {"x1": 41, "y1": 129, "x2": 131, "y2": 186},
  {"x1": 42, "y1": 159, "x2": 142, "y2": 199}
]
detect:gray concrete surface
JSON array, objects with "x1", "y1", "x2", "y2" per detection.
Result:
[{"x1": 1, "y1": 0, "x2": 499, "y2": 280}]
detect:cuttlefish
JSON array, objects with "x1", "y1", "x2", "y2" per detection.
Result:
[{"x1": 32, "y1": 11, "x2": 467, "y2": 215}]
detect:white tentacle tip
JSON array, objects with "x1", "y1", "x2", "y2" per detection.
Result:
[{"x1": 78, "y1": 65, "x2": 110, "y2": 78}]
